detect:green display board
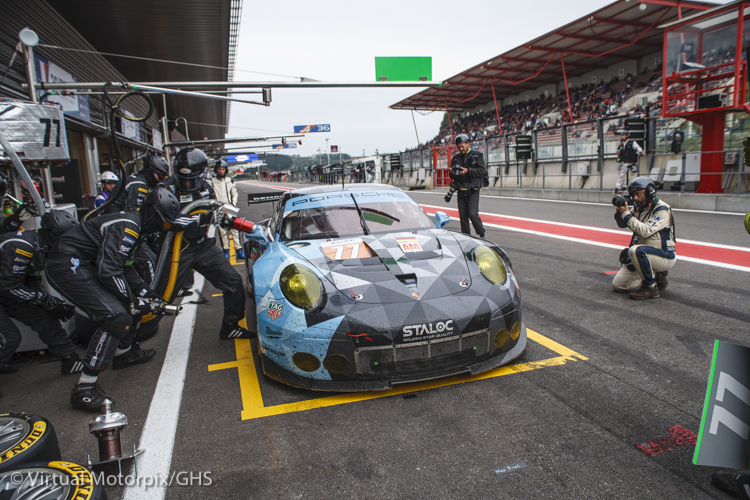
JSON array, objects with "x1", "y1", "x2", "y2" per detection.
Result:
[{"x1": 375, "y1": 57, "x2": 432, "y2": 82}]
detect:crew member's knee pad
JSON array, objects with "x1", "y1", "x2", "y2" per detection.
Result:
[{"x1": 100, "y1": 311, "x2": 133, "y2": 340}]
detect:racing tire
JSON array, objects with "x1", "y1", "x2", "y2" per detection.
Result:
[
  {"x1": 0, "y1": 461, "x2": 107, "y2": 499},
  {"x1": 0, "y1": 413, "x2": 61, "y2": 472}
]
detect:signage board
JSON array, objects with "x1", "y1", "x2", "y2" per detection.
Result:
[
  {"x1": 331, "y1": 145, "x2": 339, "y2": 153},
  {"x1": 294, "y1": 124, "x2": 331, "y2": 133},
  {"x1": 226, "y1": 154, "x2": 259, "y2": 163},
  {"x1": 0, "y1": 101, "x2": 70, "y2": 163},
  {"x1": 272, "y1": 143, "x2": 297, "y2": 149},
  {"x1": 34, "y1": 53, "x2": 90, "y2": 122}
]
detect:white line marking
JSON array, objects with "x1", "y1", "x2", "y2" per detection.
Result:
[
  {"x1": 415, "y1": 190, "x2": 746, "y2": 215},
  {"x1": 420, "y1": 203, "x2": 750, "y2": 252},
  {"x1": 123, "y1": 225, "x2": 216, "y2": 500},
  {"x1": 439, "y1": 214, "x2": 750, "y2": 273}
]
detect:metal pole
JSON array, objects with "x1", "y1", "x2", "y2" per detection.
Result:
[
  {"x1": 161, "y1": 94, "x2": 171, "y2": 168},
  {"x1": 445, "y1": 98, "x2": 454, "y2": 142},
  {"x1": 411, "y1": 110, "x2": 420, "y2": 146},
  {"x1": 30, "y1": 81, "x2": 443, "y2": 90},
  {"x1": 166, "y1": 134, "x2": 304, "y2": 147},
  {"x1": 22, "y1": 45, "x2": 38, "y2": 102},
  {"x1": 326, "y1": 138, "x2": 330, "y2": 165},
  {"x1": 559, "y1": 53, "x2": 574, "y2": 123}
]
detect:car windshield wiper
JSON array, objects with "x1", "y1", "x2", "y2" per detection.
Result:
[{"x1": 350, "y1": 194, "x2": 370, "y2": 235}]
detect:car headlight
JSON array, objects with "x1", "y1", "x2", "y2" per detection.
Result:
[
  {"x1": 474, "y1": 245, "x2": 507, "y2": 286},
  {"x1": 279, "y1": 264, "x2": 322, "y2": 309}
]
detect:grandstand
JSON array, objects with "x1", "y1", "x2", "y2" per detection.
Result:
[{"x1": 384, "y1": 0, "x2": 750, "y2": 196}]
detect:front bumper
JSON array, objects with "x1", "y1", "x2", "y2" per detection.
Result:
[{"x1": 260, "y1": 322, "x2": 527, "y2": 392}]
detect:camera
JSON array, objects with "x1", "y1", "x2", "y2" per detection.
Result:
[
  {"x1": 444, "y1": 181, "x2": 458, "y2": 203},
  {"x1": 612, "y1": 195, "x2": 633, "y2": 208}
]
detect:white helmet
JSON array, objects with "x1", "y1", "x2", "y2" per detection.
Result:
[{"x1": 100, "y1": 171, "x2": 118, "y2": 183}]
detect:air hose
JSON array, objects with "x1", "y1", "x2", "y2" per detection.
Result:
[{"x1": 83, "y1": 83, "x2": 154, "y2": 221}]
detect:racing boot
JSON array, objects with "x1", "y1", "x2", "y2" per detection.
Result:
[
  {"x1": 711, "y1": 471, "x2": 750, "y2": 499},
  {"x1": 112, "y1": 345, "x2": 157, "y2": 370},
  {"x1": 656, "y1": 271, "x2": 668, "y2": 291},
  {"x1": 224, "y1": 250, "x2": 230, "y2": 259},
  {"x1": 71, "y1": 383, "x2": 111, "y2": 411},
  {"x1": 629, "y1": 283, "x2": 660, "y2": 300},
  {"x1": 60, "y1": 354, "x2": 85, "y2": 375},
  {"x1": 0, "y1": 363, "x2": 19, "y2": 374},
  {"x1": 236, "y1": 248, "x2": 245, "y2": 259},
  {"x1": 219, "y1": 322, "x2": 256, "y2": 340}
]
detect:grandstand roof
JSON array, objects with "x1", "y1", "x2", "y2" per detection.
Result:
[{"x1": 391, "y1": 0, "x2": 715, "y2": 112}]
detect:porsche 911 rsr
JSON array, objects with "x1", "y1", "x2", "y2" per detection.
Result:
[{"x1": 243, "y1": 184, "x2": 525, "y2": 391}]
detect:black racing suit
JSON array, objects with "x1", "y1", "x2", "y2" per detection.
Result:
[
  {"x1": 138, "y1": 176, "x2": 245, "y2": 336},
  {"x1": 102, "y1": 171, "x2": 157, "y2": 284},
  {"x1": 45, "y1": 211, "x2": 149, "y2": 375},
  {"x1": 449, "y1": 149, "x2": 486, "y2": 238},
  {"x1": 0, "y1": 230, "x2": 77, "y2": 366}
]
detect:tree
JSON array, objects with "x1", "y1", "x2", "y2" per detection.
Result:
[{"x1": 439, "y1": 112, "x2": 461, "y2": 132}]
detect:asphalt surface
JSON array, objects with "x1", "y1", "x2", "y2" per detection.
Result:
[{"x1": 1, "y1": 181, "x2": 748, "y2": 499}]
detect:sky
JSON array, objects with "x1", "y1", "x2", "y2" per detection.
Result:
[{"x1": 225, "y1": 0, "x2": 723, "y2": 160}]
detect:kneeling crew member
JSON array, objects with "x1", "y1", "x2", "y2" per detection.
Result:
[
  {"x1": 0, "y1": 210, "x2": 82, "y2": 374},
  {"x1": 140, "y1": 148, "x2": 253, "y2": 341},
  {"x1": 45, "y1": 187, "x2": 180, "y2": 410},
  {"x1": 448, "y1": 134, "x2": 486, "y2": 238},
  {"x1": 612, "y1": 176, "x2": 676, "y2": 300}
]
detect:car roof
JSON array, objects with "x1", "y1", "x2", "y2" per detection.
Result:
[{"x1": 288, "y1": 183, "x2": 403, "y2": 198}]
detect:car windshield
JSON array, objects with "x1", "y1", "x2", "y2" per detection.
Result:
[{"x1": 281, "y1": 201, "x2": 433, "y2": 241}]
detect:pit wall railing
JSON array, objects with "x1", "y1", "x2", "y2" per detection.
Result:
[{"x1": 378, "y1": 114, "x2": 750, "y2": 194}]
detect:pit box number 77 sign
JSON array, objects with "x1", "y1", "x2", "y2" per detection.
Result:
[{"x1": 694, "y1": 340, "x2": 750, "y2": 469}]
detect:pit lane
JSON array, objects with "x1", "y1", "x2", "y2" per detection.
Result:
[{"x1": 2, "y1": 181, "x2": 747, "y2": 499}]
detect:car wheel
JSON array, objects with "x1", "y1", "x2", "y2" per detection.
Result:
[
  {"x1": 0, "y1": 414, "x2": 61, "y2": 472},
  {"x1": 0, "y1": 461, "x2": 107, "y2": 499}
]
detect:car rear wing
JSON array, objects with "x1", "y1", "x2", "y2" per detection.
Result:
[{"x1": 247, "y1": 192, "x2": 284, "y2": 205}]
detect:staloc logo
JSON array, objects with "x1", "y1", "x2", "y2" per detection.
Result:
[{"x1": 402, "y1": 320, "x2": 454, "y2": 337}]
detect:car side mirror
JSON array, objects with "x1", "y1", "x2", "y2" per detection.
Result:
[{"x1": 434, "y1": 211, "x2": 450, "y2": 229}]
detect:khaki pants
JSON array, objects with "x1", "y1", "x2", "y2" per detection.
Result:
[
  {"x1": 612, "y1": 245, "x2": 676, "y2": 291},
  {"x1": 218, "y1": 226, "x2": 241, "y2": 251}
]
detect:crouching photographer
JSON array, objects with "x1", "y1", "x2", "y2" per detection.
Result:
[{"x1": 612, "y1": 177, "x2": 676, "y2": 300}]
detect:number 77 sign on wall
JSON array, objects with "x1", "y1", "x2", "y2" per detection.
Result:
[{"x1": 694, "y1": 340, "x2": 750, "y2": 469}]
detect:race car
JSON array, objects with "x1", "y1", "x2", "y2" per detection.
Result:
[{"x1": 242, "y1": 183, "x2": 526, "y2": 391}]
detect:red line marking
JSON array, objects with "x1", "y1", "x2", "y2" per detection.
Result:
[
  {"x1": 635, "y1": 425, "x2": 697, "y2": 456},
  {"x1": 421, "y1": 206, "x2": 750, "y2": 268},
  {"x1": 604, "y1": 270, "x2": 619, "y2": 275}
]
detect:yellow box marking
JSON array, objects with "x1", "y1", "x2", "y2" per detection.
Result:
[{"x1": 208, "y1": 328, "x2": 587, "y2": 421}]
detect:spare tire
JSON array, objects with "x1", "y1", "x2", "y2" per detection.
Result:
[
  {"x1": 0, "y1": 461, "x2": 107, "y2": 499},
  {"x1": 0, "y1": 413, "x2": 61, "y2": 472}
]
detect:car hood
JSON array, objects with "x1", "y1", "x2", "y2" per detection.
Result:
[{"x1": 289, "y1": 229, "x2": 473, "y2": 304}]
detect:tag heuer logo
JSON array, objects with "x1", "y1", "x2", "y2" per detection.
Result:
[{"x1": 267, "y1": 301, "x2": 284, "y2": 320}]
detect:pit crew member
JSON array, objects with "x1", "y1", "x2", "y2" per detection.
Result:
[
  {"x1": 45, "y1": 187, "x2": 180, "y2": 411},
  {"x1": 94, "y1": 171, "x2": 119, "y2": 208},
  {"x1": 0, "y1": 210, "x2": 83, "y2": 375},
  {"x1": 138, "y1": 148, "x2": 253, "y2": 341},
  {"x1": 211, "y1": 159, "x2": 245, "y2": 259}
]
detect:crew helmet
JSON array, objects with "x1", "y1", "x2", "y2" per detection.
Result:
[
  {"x1": 214, "y1": 159, "x2": 228, "y2": 178},
  {"x1": 455, "y1": 134, "x2": 470, "y2": 145},
  {"x1": 172, "y1": 148, "x2": 208, "y2": 192},
  {"x1": 100, "y1": 171, "x2": 118, "y2": 183},
  {"x1": 141, "y1": 185, "x2": 181, "y2": 233},
  {"x1": 40, "y1": 209, "x2": 79, "y2": 240},
  {"x1": 141, "y1": 154, "x2": 170, "y2": 188},
  {"x1": 627, "y1": 176, "x2": 658, "y2": 205}
]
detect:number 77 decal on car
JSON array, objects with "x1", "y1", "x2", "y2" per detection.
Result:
[{"x1": 321, "y1": 238, "x2": 372, "y2": 260}]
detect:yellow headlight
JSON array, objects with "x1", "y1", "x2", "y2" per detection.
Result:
[
  {"x1": 474, "y1": 245, "x2": 507, "y2": 285},
  {"x1": 280, "y1": 264, "x2": 322, "y2": 308}
]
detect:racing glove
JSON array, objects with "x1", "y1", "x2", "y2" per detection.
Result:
[
  {"x1": 34, "y1": 293, "x2": 76, "y2": 321},
  {"x1": 129, "y1": 298, "x2": 153, "y2": 316}
]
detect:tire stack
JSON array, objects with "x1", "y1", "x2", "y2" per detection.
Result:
[{"x1": 0, "y1": 412, "x2": 108, "y2": 499}]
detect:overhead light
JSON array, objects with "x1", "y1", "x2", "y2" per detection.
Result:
[{"x1": 639, "y1": 3, "x2": 647, "y2": 10}]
